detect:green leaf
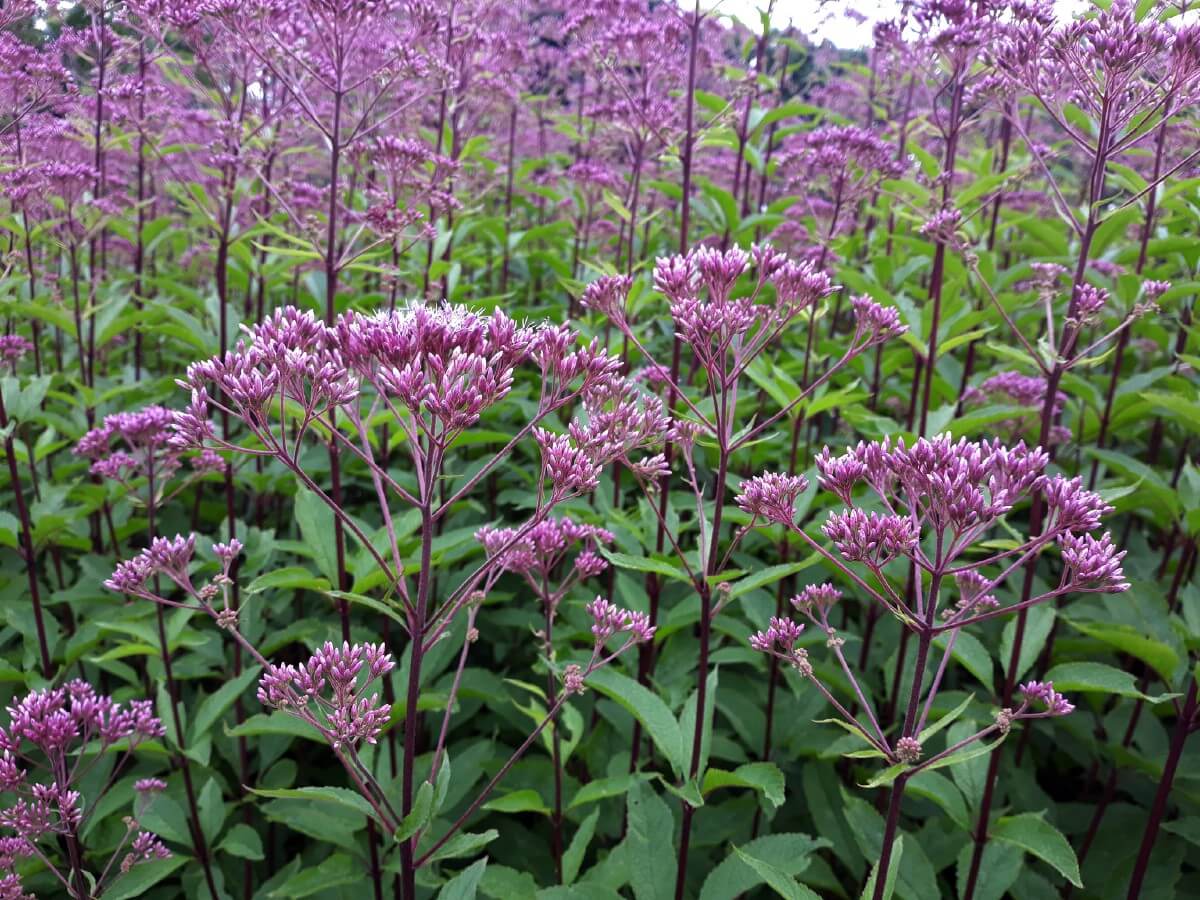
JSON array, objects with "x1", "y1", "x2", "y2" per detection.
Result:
[
  {"x1": 626, "y1": 781, "x2": 675, "y2": 900},
  {"x1": 999, "y1": 604, "x2": 1055, "y2": 685},
  {"x1": 906, "y1": 772, "x2": 968, "y2": 830},
  {"x1": 190, "y1": 665, "x2": 261, "y2": 743},
  {"x1": 267, "y1": 853, "x2": 358, "y2": 898},
  {"x1": 992, "y1": 812, "x2": 1082, "y2": 888},
  {"x1": 103, "y1": 857, "x2": 188, "y2": 900},
  {"x1": 1043, "y1": 661, "x2": 1177, "y2": 703},
  {"x1": 562, "y1": 808, "x2": 599, "y2": 886},
  {"x1": 599, "y1": 548, "x2": 690, "y2": 583},
  {"x1": 198, "y1": 777, "x2": 227, "y2": 843},
  {"x1": 135, "y1": 792, "x2": 191, "y2": 846},
  {"x1": 1162, "y1": 817, "x2": 1200, "y2": 848},
  {"x1": 932, "y1": 631, "x2": 993, "y2": 692},
  {"x1": 731, "y1": 846, "x2": 821, "y2": 900},
  {"x1": 922, "y1": 734, "x2": 1006, "y2": 776},
  {"x1": 699, "y1": 834, "x2": 830, "y2": 900},
  {"x1": 226, "y1": 712, "x2": 324, "y2": 742},
  {"x1": 813, "y1": 718, "x2": 882, "y2": 755},
  {"x1": 702, "y1": 762, "x2": 785, "y2": 808},
  {"x1": 1143, "y1": 391, "x2": 1200, "y2": 436},
  {"x1": 218, "y1": 823, "x2": 265, "y2": 860},
  {"x1": 438, "y1": 859, "x2": 488, "y2": 900},
  {"x1": 955, "y1": 841, "x2": 1023, "y2": 900},
  {"x1": 570, "y1": 773, "x2": 651, "y2": 809},
  {"x1": 917, "y1": 694, "x2": 973, "y2": 746},
  {"x1": 1063, "y1": 618, "x2": 1181, "y2": 682},
  {"x1": 247, "y1": 785, "x2": 382, "y2": 825},
  {"x1": 426, "y1": 830, "x2": 499, "y2": 865},
  {"x1": 859, "y1": 764, "x2": 908, "y2": 790},
  {"x1": 294, "y1": 483, "x2": 340, "y2": 583},
  {"x1": 245, "y1": 566, "x2": 331, "y2": 594},
  {"x1": 433, "y1": 754, "x2": 452, "y2": 816},
  {"x1": 587, "y1": 668, "x2": 685, "y2": 777},
  {"x1": 481, "y1": 789, "x2": 548, "y2": 815},
  {"x1": 396, "y1": 780, "x2": 434, "y2": 842},
  {"x1": 727, "y1": 559, "x2": 819, "y2": 598},
  {"x1": 324, "y1": 589, "x2": 408, "y2": 627},
  {"x1": 480, "y1": 866, "x2": 538, "y2": 900},
  {"x1": 859, "y1": 836, "x2": 903, "y2": 900}
]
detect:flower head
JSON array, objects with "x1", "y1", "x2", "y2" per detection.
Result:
[
  {"x1": 585, "y1": 596, "x2": 655, "y2": 645},
  {"x1": 1020, "y1": 680, "x2": 1074, "y2": 716},
  {"x1": 736, "y1": 472, "x2": 810, "y2": 526},
  {"x1": 256, "y1": 642, "x2": 395, "y2": 749},
  {"x1": 850, "y1": 295, "x2": 906, "y2": 345},
  {"x1": 822, "y1": 509, "x2": 918, "y2": 566},
  {"x1": 749, "y1": 616, "x2": 805, "y2": 653},
  {"x1": 1059, "y1": 531, "x2": 1128, "y2": 592}
]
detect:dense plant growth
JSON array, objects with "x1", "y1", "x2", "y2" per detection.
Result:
[{"x1": 1, "y1": 0, "x2": 1198, "y2": 898}]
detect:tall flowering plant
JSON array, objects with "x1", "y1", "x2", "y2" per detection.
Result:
[
  {"x1": 109, "y1": 301, "x2": 661, "y2": 897},
  {"x1": 0, "y1": 683, "x2": 168, "y2": 899},
  {"x1": 73, "y1": 406, "x2": 225, "y2": 895},
  {"x1": 741, "y1": 434, "x2": 1129, "y2": 898},
  {"x1": 582, "y1": 242, "x2": 904, "y2": 894},
  {"x1": 475, "y1": 516, "x2": 613, "y2": 879}
]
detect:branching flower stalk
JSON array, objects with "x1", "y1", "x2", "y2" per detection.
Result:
[
  {"x1": 156, "y1": 300, "x2": 662, "y2": 897},
  {"x1": 476, "y1": 517, "x2": 613, "y2": 880},
  {"x1": 108, "y1": 532, "x2": 653, "y2": 893},
  {"x1": 961, "y1": 9, "x2": 1200, "y2": 889},
  {"x1": 582, "y1": 246, "x2": 899, "y2": 896},
  {"x1": 75, "y1": 407, "x2": 223, "y2": 898},
  {"x1": 741, "y1": 433, "x2": 1129, "y2": 898},
  {"x1": 0, "y1": 683, "x2": 170, "y2": 899},
  {"x1": 0, "y1": 364, "x2": 52, "y2": 678}
]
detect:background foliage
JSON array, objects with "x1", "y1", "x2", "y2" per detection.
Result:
[{"x1": 1, "y1": 0, "x2": 1198, "y2": 898}]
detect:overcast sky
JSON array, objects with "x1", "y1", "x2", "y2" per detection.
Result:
[{"x1": 712, "y1": 0, "x2": 1092, "y2": 48}]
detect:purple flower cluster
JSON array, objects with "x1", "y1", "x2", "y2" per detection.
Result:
[
  {"x1": 848, "y1": 296, "x2": 907, "y2": 346},
  {"x1": 74, "y1": 405, "x2": 188, "y2": 482},
  {"x1": 121, "y1": 831, "x2": 171, "y2": 873},
  {"x1": 257, "y1": 642, "x2": 396, "y2": 750},
  {"x1": 476, "y1": 517, "x2": 613, "y2": 583},
  {"x1": 0, "y1": 335, "x2": 32, "y2": 367},
  {"x1": 962, "y1": 371, "x2": 1071, "y2": 445},
  {"x1": 779, "y1": 125, "x2": 906, "y2": 214},
  {"x1": 647, "y1": 246, "x2": 834, "y2": 364},
  {"x1": 749, "y1": 616, "x2": 805, "y2": 654},
  {"x1": 736, "y1": 472, "x2": 810, "y2": 526},
  {"x1": 1019, "y1": 680, "x2": 1074, "y2": 716},
  {"x1": 0, "y1": 683, "x2": 167, "y2": 890},
  {"x1": 176, "y1": 302, "x2": 626, "y2": 452},
  {"x1": 745, "y1": 433, "x2": 1127, "y2": 774},
  {"x1": 822, "y1": 508, "x2": 920, "y2": 566},
  {"x1": 585, "y1": 597, "x2": 656, "y2": 646},
  {"x1": 2, "y1": 682, "x2": 163, "y2": 765},
  {"x1": 107, "y1": 535, "x2": 245, "y2": 627},
  {"x1": 105, "y1": 534, "x2": 198, "y2": 598}
]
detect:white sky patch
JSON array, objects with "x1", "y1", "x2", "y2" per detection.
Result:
[{"x1": 708, "y1": 0, "x2": 1094, "y2": 48}]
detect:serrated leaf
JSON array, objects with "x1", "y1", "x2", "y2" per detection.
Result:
[
  {"x1": 587, "y1": 668, "x2": 685, "y2": 777},
  {"x1": 396, "y1": 780, "x2": 434, "y2": 842},
  {"x1": 702, "y1": 762, "x2": 785, "y2": 808},
  {"x1": 247, "y1": 785, "x2": 382, "y2": 826},
  {"x1": 1043, "y1": 661, "x2": 1177, "y2": 703},
  {"x1": 438, "y1": 858, "x2": 488, "y2": 900},
  {"x1": 731, "y1": 846, "x2": 821, "y2": 899},
  {"x1": 992, "y1": 812, "x2": 1082, "y2": 888}
]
